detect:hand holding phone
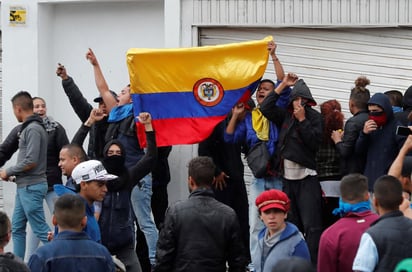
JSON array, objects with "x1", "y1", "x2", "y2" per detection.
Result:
[{"x1": 396, "y1": 126, "x2": 412, "y2": 136}]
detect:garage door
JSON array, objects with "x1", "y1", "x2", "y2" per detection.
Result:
[
  {"x1": 200, "y1": 27, "x2": 412, "y2": 117},
  {"x1": 199, "y1": 27, "x2": 412, "y2": 187}
]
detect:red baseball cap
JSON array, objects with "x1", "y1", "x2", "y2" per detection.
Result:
[{"x1": 255, "y1": 189, "x2": 290, "y2": 213}]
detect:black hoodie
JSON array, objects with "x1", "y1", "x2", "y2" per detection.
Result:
[
  {"x1": 98, "y1": 131, "x2": 157, "y2": 252},
  {"x1": 260, "y1": 79, "x2": 323, "y2": 171}
]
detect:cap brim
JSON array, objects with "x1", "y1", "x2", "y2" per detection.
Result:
[
  {"x1": 259, "y1": 203, "x2": 287, "y2": 213},
  {"x1": 93, "y1": 97, "x2": 103, "y2": 103},
  {"x1": 94, "y1": 173, "x2": 118, "y2": 181}
]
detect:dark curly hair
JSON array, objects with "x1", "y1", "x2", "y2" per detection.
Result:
[{"x1": 320, "y1": 99, "x2": 344, "y2": 144}]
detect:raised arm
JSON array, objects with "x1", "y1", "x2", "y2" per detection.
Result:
[
  {"x1": 226, "y1": 104, "x2": 245, "y2": 135},
  {"x1": 260, "y1": 73, "x2": 297, "y2": 126},
  {"x1": 129, "y1": 112, "x2": 158, "y2": 184},
  {"x1": 267, "y1": 40, "x2": 285, "y2": 81},
  {"x1": 71, "y1": 108, "x2": 106, "y2": 146},
  {"x1": 388, "y1": 133, "x2": 412, "y2": 179},
  {"x1": 57, "y1": 63, "x2": 93, "y2": 122},
  {"x1": 85, "y1": 49, "x2": 118, "y2": 112}
]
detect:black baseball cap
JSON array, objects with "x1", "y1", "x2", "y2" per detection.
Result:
[{"x1": 94, "y1": 90, "x2": 119, "y2": 103}]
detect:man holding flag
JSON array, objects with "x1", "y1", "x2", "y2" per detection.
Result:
[{"x1": 127, "y1": 36, "x2": 274, "y2": 147}]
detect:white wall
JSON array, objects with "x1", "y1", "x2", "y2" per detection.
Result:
[
  {"x1": 0, "y1": 0, "x2": 197, "y2": 225},
  {"x1": 2, "y1": 0, "x2": 165, "y2": 138},
  {"x1": 1, "y1": 0, "x2": 175, "y2": 252},
  {"x1": 42, "y1": 1, "x2": 165, "y2": 140}
]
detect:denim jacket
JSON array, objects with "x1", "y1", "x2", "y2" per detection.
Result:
[{"x1": 27, "y1": 231, "x2": 115, "y2": 272}]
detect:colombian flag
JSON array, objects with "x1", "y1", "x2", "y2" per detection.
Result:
[{"x1": 127, "y1": 36, "x2": 272, "y2": 147}]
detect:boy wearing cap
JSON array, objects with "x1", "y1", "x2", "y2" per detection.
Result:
[
  {"x1": 253, "y1": 189, "x2": 310, "y2": 272},
  {"x1": 54, "y1": 159, "x2": 117, "y2": 243},
  {"x1": 28, "y1": 194, "x2": 115, "y2": 272}
]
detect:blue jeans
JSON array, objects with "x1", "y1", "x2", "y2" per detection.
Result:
[
  {"x1": 248, "y1": 176, "x2": 282, "y2": 269},
  {"x1": 12, "y1": 182, "x2": 51, "y2": 259},
  {"x1": 25, "y1": 190, "x2": 57, "y2": 261},
  {"x1": 131, "y1": 174, "x2": 158, "y2": 265}
]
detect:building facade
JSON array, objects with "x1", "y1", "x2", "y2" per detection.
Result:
[{"x1": 0, "y1": 0, "x2": 411, "y2": 244}]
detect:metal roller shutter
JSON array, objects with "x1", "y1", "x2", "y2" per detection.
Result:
[
  {"x1": 199, "y1": 27, "x2": 412, "y2": 117},
  {"x1": 199, "y1": 27, "x2": 412, "y2": 188}
]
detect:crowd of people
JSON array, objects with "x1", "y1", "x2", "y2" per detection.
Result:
[{"x1": 0, "y1": 40, "x2": 411, "y2": 272}]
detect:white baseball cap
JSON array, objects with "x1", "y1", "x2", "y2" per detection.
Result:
[{"x1": 72, "y1": 160, "x2": 118, "y2": 184}]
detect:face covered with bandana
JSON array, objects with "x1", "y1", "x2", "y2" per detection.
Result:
[
  {"x1": 102, "y1": 140, "x2": 126, "y2": 191},
  {"x1": 103, "y1": 144, "x2": 125, "y2": 175},
  {"x1": 368, "y1": 104, "x2": 387, "y2": 127}
]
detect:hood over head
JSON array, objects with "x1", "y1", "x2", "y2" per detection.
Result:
[
  {"x1": 102, "y1": 139, "x2": 127, "y2": 191},
  {"x1": 289, "y1": 79, "x2": 317, "y2": 106},
  {"x1": 103, "y1": 139, "x2": 126, "y2": 159},
  {"x1": 368, "y1": 93, "x2": 394, "y2": 120}
]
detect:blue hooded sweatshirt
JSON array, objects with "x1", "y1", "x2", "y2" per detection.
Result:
[
  {"x1": 54, "y1": 184, "x2": 101, "y2": 243},
  {"x1": 355, "y1": 93, "x2": 405, "y2": 190}
]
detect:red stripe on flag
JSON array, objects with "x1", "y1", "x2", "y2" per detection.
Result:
[{"x1": 136, "y1": 116, "x2": 227, "y2": 147}]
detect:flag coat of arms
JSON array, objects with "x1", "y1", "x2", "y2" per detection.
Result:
[{"x1": 127, "y1": 36, "x2": 272, "y2": 147}]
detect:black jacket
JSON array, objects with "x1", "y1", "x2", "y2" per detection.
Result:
[
  {"x1": 62, "y1": 76, "x2": 108, "y2": 160},
  {"x1": 43, "y1": 118, "x2": 69, "y2": 191},
  {"x1": 260, "y1": 79, "x2": 322, "y2": 171},
  {"x1": 154, "y1": 188, "x2": 248, "y2": 272},
  {"x1": 367, "y1": 210, "x2": 412, "y2": 272},
  {"x1": 72, "y1": 123, "x2": 157, "y2": 251},
  {"x1": 152, "y1": 146, "x2": 172, "y2": 188},
  {"x1": 99, "y1": 132, "x2": 157, "y2": 251},
  {"x1": 335, "y1": 110, "x2": 369, "y2": 175},
  {"x1": 0, "y1": 125, "x2": 21, "y2": 167},
  {"x1": 198, "y1": 119, "x2": 245, "y2": 182}
]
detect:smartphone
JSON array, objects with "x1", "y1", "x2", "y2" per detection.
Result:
[{"x1": 396, "y1": 126, "x2": 412, "y2": 136}]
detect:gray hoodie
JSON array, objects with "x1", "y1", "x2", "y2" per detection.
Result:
[{"x1": 6, "y1": 115, "x2": 47, "y2": 187}]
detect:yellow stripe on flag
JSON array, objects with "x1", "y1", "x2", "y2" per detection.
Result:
[{"x1": 127, "y1": 36, "x2": 272, "y2": 94}]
